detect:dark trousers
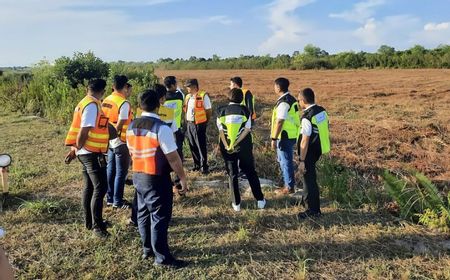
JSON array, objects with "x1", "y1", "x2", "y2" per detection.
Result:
[
  {"x1": 106, "y1": 145, "x2": 130, "y2": 206},
  {"x1": 133, "y1": 172, "x2": 174, "y2": 264},
  {"x1": 78, "y1": 153, "x2": 108, "y2": 230},
  {"x1": 173, "y1": 130, "x2": 185, "y2": 186},
  {"x1": 186, "y1": 122, "x2": 208, "y2": 170},
  {"x1": 220, "y1": 137, "x2": 264, "y2": 205},
  {"x1": 303, "y1": 151, "x2": 321, "y2": 213}
]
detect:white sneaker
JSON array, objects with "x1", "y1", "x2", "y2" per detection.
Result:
[
  {"x1": 232, "y1": 203, "x2": 241, "y2": 212},
  {"x1": 257, "y1": 199, "x2": 266, "y2": 209}
]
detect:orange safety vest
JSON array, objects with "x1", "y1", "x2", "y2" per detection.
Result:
[
  {"x1": 184, "y1": 91, "x2": 208, "y2": 124},
  {"x1": 65, "y1": 95, "x2": 109, "y2": 153},
  {"x1": 102, "y1": 92, "x2": 132, "y2": 142},
  {"x1": 126, "y1": 116, "x2": 171, "y2": 176}
]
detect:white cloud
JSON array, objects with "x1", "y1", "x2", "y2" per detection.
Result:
[
  {"x1": 0, "y1": 0, "x2": 233, "y2": 66},
  {"x1": 258, "y1": 0, "x2": 316, "y2": 53},
  {"x1": 424, "y1": 22, "x2": 450, "y2": 31},
  {"x1": 329, "y1": 0, "x2": 385, "y2": 23},
  {"x1": 354, "y1": 15, "x2": 421, "y2": 47}
]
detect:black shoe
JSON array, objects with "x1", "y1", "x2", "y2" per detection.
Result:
[
  {"x1": 102, "y1": 220, "x2": 112, "y2": 228},
  {"x1": 154, "y1": 259, "x2": 188, "y2": 269},
  {"x1": 297, "y1": 210, "x2": 321, "y2": 220},
  {"x1": 113, "y1": 204, "x2": 130, "y2": 210},
  {"x1": 93, "y1": 228, "x2": 110, "y2": 238},
  {"x1": 142, "y1": 252, "x2": 155, "y2": 260},
  {"x1": 201, "y1": 168, "x2": 209, "y2": 175},
  {"x1": 190, "y1": 166, "x2": 200, "y2": 172}
]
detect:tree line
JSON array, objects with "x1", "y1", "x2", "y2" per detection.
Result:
[{"x1": 155, "y1": 44, "x2": 450, "y2": 70}]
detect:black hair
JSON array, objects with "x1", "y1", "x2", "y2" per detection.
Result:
[
  {"x1": 154, "y1": 84, "x2": 167, "y2": 99},
  {"x1": 163, "y1": 76, "x2": 177, "y2": 88},
  {"x1": 274, "y1": 77, "x2": 289, "y2": 93},
  {"x1": 139, "y1": 89, "x2": 160, "y2": 112},
  {"x1": 230, "y1": 77, "x2": 243, "y2": 88},
  {"x1": 300, "y1": 88, "x2": 315, "y2": 104},
  {"x1": 88, "y1": 78, "x2": 106, "y2": 93},
  {"x1": 113, "y1": 75, "x2": 129, "y2": 91},
  {"x1": 229, "y1": 88, "x2": 243, "y2": 104}
]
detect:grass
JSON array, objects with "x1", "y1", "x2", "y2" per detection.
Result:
[{"x1": 1, "y1": 112, "x2": 449, "y2": 279}]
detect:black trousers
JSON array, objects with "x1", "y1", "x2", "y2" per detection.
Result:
[
  {"x1": 78, "y1": 153, "x2": 108, "y2": 230},
  {"x1": 133, "y1": 172, "x2": 174, "y2": 264},
  {"x1": 173, "y1": 129, "x2": 185, "y2": 186},
  {"x1": 220, "y1": 137, "x2": 264, "y2": 205},
  {"x1": 303, "y1": 151, "x2": 321, "y2": 213},
  {"x1": 186, "y1": 122, "x2": 208, "y2": 170}
]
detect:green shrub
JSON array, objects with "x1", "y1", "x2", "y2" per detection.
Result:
[{"x1": 382, "y1": 170, "x2": 449, "y2": 231}]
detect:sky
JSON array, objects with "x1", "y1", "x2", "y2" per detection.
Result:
[{"x1": 1, "y1": 0, "x2": 450, "y2": 66}]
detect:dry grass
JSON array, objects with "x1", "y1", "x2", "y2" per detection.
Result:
[{"x1": 1, "y1": 87, "x2": 450, "y2": 279}]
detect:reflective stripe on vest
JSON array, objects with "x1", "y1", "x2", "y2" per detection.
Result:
[
  {"x1": 126, "y1": 117, "x2": 170, "y2": 176},
  {"x1": 240, "y1": 88, "x2": 256, "y2": 120},
  {"x1": 163, "y1": 99, "x2": 183, "y2": 128},
  {"x1": 271, "y1": 96, "x2": 300, "y2": 140},
  {"x1": 184, "y1": 91, "x2": 207, "y2": 124},
  {"x1": 218, "y1": 111, "x2": 248, "y2": 148},
  {"x1": 65, "y1": 95, "x2": 109, "y2": 153},
  {"x1": 102, "y1": 92, "x2": 132, "y2": 142}
]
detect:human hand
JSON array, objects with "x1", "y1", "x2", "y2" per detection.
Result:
[
  {"x1": 298, "y1": 161, "x2": 306, "y2": 175},
  {"x1": 271, "y1": 140, "x2": 277, "y2": 150},
  {"x1": 178, "y1": 178, "x2": 189, "y2": 195}
]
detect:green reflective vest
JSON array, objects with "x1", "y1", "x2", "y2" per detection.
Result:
[
  {"x1": 164, "y1": 90, "x2": 184, "y2": 129},
  {"x1": 240, "y1": 88, "x2": 256, "y2": 120},
  {"x1": 300, "y1": 105, "x2": 331, "y2": 154},
  {"x1": 218, "y1": 104, "x2": 249, "y2": 148},
  {"x1": 271, "y1": 93, "x2": 300, "y2": 140}
]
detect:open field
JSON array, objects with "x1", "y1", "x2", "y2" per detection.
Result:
[
  {"x1": 158, "y1": 69, "x2": 450, "y2": 184},
  {"x1": 1, "y1": 69, "x2": 449, "y2": 279}
]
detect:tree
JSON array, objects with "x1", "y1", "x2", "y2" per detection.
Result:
[{"x1": 54, "y1": 51, "x2": 109, "y2": 88}]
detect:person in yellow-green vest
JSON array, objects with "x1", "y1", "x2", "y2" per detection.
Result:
[
  {"x1": 229, "y1": 77, "x2": 257, "y2": 123},
  {"x1": 270, "y1": 77, "x2": 301, "y2": 195},
  {"x1": 102, "y1": 75, "x2": 132, "y2": 209},
  {"x1": 297, "y1": 88, "x2": 330, "y2": 219},
  {"x1": 184, "y1": 79, "x2": 212, "y2": 174},
  {"x1": 217, "y1": 88, "x2": 265, "y2": 211},
  {"x1": 65, "y1": 79, "x2": 110, "y2": 238}
]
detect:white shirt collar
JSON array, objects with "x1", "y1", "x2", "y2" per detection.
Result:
[
  {"x1": 141, "y1": 112, "x2": 161, "y2": 119},
  {"x1": 303, "y1": 104, "x2": 316, "y2": 111},
  {"x1": 277, "y1": 92, "x2": 291, "y2": 101}
]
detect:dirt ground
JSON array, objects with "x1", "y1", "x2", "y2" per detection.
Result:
[{"x1": 157, "y1": 69, "x2": 450, "y2": 184}]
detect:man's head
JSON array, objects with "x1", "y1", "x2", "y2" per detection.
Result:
[
  {"x1": 229, "y1": 77, "x2": 242, "y2": 90},
  {"x1": 87, "y1": 78, "x2": 107, "y2": 99},
  {"x1": 184, "y1": 79, "x2": 199, "y2": 94},
  {"x1": 274, "y1": 77, "x2": 289, "y2": 95},
  {"x1": 163, "y1": 76, "x2": 177, "y2": 91},
  {"x1": 139, "y1": 89, "x2": 160, "y2": 113},
  {"x1": 228, "y1": 88, "x2": 243, "y2": 104},
  {"x1": 298, "y1": 88, "x2": 315, "y2": 109},
  {"x1": 154, "y1": 83, "x2": 167, "y2": 105},
  {"x1": 113, "y1": 75, "x2": 131, "y2": 96}
]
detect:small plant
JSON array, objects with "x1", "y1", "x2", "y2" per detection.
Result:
[
  {"x1": 382, "y1": 170, "x2": 449, "y2": 231},
  {"x1": 18, "y1": 199, "x2": 65, "y2": 216}
]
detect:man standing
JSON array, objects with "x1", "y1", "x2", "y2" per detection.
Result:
[
  {"x1": 127, "y1": 89, "x2": 188, "y2": 268},
  {"x1": 184, "y1": 79, "x2": 212, "y2": 174},
  {"x1": 229, "y1": 77, "x2": 256, "y2": 123},
  {"x1": 297, "y1": 88, "x2": 330, "y2": 219},
  {"x1": 65, "y1": 79, "x2": 110, "y2": 237},
  {"x1": 271, "y1": 77, "x2": 300, "y2": 195},
  {"x1": 217, "y1": 88, "x2": 266, "y2": 211},
  {"x1": 164, "y1": 76, "x2": 185, "y2": 160},
  {"x1": 102, "y1": 75, "x2": 132, "y2": 209}
]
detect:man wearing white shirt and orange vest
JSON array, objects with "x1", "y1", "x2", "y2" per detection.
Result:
[
  {"x1": 126, "y1": 89, "x2": 188, "y2": 268},
  {"x1": 184, "y1": 79, "x2": 212, "y2": 174},
  {"x1": 102, "y1": 75, "x2": 132, "y2": 209},
  {"x1": 65, "y1": 79, "x2": 110, "y2": 238}
]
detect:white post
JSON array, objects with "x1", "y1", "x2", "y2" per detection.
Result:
[{"x1": 0, "y1": 167, "x2": 8, "y2": 194}]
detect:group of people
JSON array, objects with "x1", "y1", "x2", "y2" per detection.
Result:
[{"x1": 64, "y1": 75, "x2": 330, "y2": 268}]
